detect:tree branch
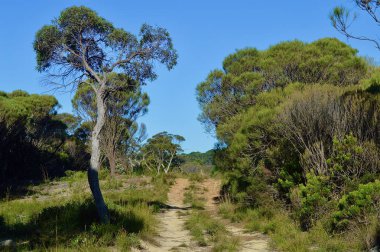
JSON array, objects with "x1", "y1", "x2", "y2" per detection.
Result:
[{"x1": 108, "y1": 50, "x2": 147, "y2": 72}]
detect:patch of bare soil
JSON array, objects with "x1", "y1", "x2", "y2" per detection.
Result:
[
  {"x1": 167, "y1": 178, "x2": 190, "y2": 207},
  {"x1": 136, "y1": 178, "x2": 207, "y2": 252}
]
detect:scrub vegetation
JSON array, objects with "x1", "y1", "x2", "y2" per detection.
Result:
[{"x1": 3, "y1": 1, "x2": 380, "y2": 251}]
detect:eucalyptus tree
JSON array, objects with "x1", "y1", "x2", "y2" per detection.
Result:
[
  {"x1": 34, "y1": 6, "x2": 177, "y2": 223},
  {"x1": 141, "y1": 132, "x2": 185, "y2": 174}
]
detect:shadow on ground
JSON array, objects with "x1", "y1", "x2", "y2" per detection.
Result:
[{"x1": 0, "y1": 199, "x2": 147, "y2": 250}]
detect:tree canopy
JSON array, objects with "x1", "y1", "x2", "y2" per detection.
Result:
[
  {"x1": 197, "y1": 38, "x2": 369, "y2": 136},
  {"x1": 34, "y1": 6, "x2": 177, "y2": 88},
  {"x1": 0, "y1": 90, "x2": 78, "y2": 188}
]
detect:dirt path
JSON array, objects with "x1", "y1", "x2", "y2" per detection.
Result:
[
  {"x1": 136, "y1": 177, "x2": 271, "y2": 252},
  {"x1": 136, "y1": 178, "x2": 206, "y2": 252}
]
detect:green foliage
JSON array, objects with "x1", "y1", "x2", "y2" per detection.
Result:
[
  {"x1": 276, "y1": 167, "x2": 303, "y2": 197},
  {"x1": 72, "y1": 74, "x2": 150, "y2": 174},
  {"x1": 222, "y1": 165, "x2": 269, "y2": 205},
  {"x1": 293, "y1": 173, "x2": 332, "y2": 230},
  {"x1": 180, "y1": 150, "x2": 215, "y2": 166},
  {"x1": 219, "y1": 201, "x2": 361, "y2": 251},
  {"x1": 0, "y1": 90, "x2": 58, "y2": 123},
  {"x1": 35, "y1": 5, "x2": 178, "y2": 223},
  {"x1": 327, "y1": 134, "x2": 364, "y2": 189},
  {"x1": 178, "y1": 150, "x2": 215, "y2": 174},
  {"x1": 197, "y1": 38, "x2": 369, "y2": 134},
  {"x1": 332, "y1": 180, "x2": 380, "y2": 231},
  {"x1": 0, "y1": 172, "x2": 171, "y2": 251},
  {"x1": 197, "y1": 37, "x2": 380, "y2": 250},
  {"x1": 34, "y1": 6, "x2": 178, "y2": 85},
  {"x1": 64, "y1": 170, "x2": 87, "y2": 182},
  {"x1": 141, "y1": 131, "x2": 185, "y2": 174},
  {"x1": 72, "y1": 73, "x2": 149, "y2": 122},
  {"x1": 0, "y1": 90, "x2": 86, "y2": 193},
  {"x1": 215, "y1": 84, "x2": 304, "y2": 202},
  {"x1": 361, "y1": 71, "x2": 380, "y2": 93}
]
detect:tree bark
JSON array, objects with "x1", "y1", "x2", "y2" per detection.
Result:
[
  {"x1": 109, "y1": 151, "x2": 116, "y2": 177},
  {"x1": 88, "y1": 87, "x2": 110, "y2": 223}
]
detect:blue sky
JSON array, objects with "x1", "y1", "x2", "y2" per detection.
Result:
[{"x1": 0, "y1": 0, "x2": 377, "y2": 153}]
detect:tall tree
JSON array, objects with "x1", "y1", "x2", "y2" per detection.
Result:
[{"x1": 34, "y1": 6, "x2": 177, "y2": 223}]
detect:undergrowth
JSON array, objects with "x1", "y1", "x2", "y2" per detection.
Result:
[
  {"x1": 0, "y1": 171, "x2": 174, "y2": 251},
  {"x1": 218, "y1": 200, "x2": 366, "y2": 251}
]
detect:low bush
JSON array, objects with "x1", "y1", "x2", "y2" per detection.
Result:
[
  {"x1": 332, "y1": 180, "x2": 380, "y2": 232},
  {"x1": 291, "y1": 173, "x2": 332, "y2": 230},
  {"x1": 219, "y1": 201, "x2": 360, "y2": 251}
]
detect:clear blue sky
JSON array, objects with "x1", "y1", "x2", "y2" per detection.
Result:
[{"x1": 0, "y1": 0, "x2": 377, "y2": 153}]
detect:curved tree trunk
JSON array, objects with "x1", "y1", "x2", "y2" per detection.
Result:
[{"x1": 88, "y1": 88, "x2": 110, "y2": 223}]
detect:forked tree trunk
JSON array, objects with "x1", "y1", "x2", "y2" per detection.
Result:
[
  {"x1": 164, "y1": 153, "x2": 175, "y2": 174},
  {"x1": 88, "y1": 88, "x2": 110, "y2": 223}
]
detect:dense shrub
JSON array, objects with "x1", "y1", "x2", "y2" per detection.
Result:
[
  {"x1": 327, "y1": 134, "x2": 380, "y2": 193},
  {"x1": 0, "y1": 90, "x2": 89, "y2": 195},
  {"x1": 291, "y1": 173, "x2": 332, "y2": 230},
  {"x1": 332, "y1": 180, "x2": 380, "y2": 231},
  {"x1": 196, "y1": 37, "x2": 380, "y2": 248},
  {"x1": 197, "y1": 38, "x2": 369, "y2": 138}
]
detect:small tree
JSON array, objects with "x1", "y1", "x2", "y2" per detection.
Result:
[
  {"x1": 141, "y1": 132, "x2": 185, "y2": 174},
  {"x1": 34, "y1": 6, "x2": 177, "y2": 223}
]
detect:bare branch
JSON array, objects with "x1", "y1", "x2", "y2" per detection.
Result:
[{"x1": 108, "y1": 51, "x2": 145, "y2": 72}]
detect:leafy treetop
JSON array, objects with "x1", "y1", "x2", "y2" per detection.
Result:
[{"x1": 34, "y1": 6, "x2": 178, "y2": 89}]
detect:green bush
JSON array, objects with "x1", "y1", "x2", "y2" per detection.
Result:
[
  {"x1": 276, "y1": 168, "x2": 303, "y2": 198},
  {"x1": 222, "y1": 166, "x2": 270, "y2": 206},
  {"x1": 327, "y1": 134, "x2": 364, "y2": 188},
  {"x1": 332, "y1": 180, "x2": 380, "y2": 231},
  {"x1": 293, "y1": 173, "x2": 331, "y2": 230}
]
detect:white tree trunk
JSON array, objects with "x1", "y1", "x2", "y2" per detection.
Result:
[
  {"x1": 88, "y1": 87, "x2": 110, "y2": 223},
  {"x1": 164, "y1": 153, "x2": 175, "y2": 174}
]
